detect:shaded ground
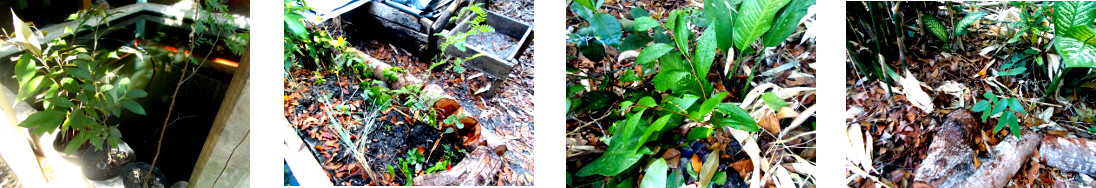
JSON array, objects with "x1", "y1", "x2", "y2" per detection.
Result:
[{"x1": 846, "y1": 2, "x2": 1096, "y2": 187}]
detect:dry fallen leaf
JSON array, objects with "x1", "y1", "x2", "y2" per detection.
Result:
[{"x1": 759, "y1": 112, "x2": 781, "y2": 135}]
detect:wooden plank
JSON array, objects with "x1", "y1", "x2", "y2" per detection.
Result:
[
  {"x1": 362, "y1": 1, "x2": 422, "y2": 31},
  {"x1": 189, "y1": 44, "x2": 251, "y2": 187},
  {"x1": 282, "y1": 118, "x2": 334, "y2": 186}
]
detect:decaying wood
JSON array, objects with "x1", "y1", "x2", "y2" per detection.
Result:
[
  {"x1": 1039, "y1": 135, "x2": 1096, "y2": 176},
  {"x1": 412, "y1": 130, "x2": 506, "y2": 186},
  {"x1": 914, "y1": 111, "x2": 978, "y2": 187},
  {"x1": 913, "y1": 111, "x2": 1043, "y2": 188},
  {"x1": 963, "y1": 131, "x2": 1041, "y2": 188}
]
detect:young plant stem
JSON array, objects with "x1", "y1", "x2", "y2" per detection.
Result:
[
  {"x1": 143, "y1": 6, "x2": 224, "y2": 184},
  {"x1": 658, "y1": 23, "x2": 709, "y2": 99}
]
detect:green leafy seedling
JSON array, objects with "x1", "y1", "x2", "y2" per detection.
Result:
[{"x1": 971, "y1": 91, "x2": 1027, "y2": 138}]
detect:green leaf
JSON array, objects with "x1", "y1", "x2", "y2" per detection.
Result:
[
  {"x1": 19, "y1": 110, "x2": 65, "y2": 136},
  {"x1": 984, "y1": 91, "x2": 996, "y2": 101},
  {"x1": 589, "y1": 13, "x2": 623, "y2": 47},
  {"x1": 620, "y1": 101, "x2": 635, "y2": 112},
  {"x1": 16, "y1": 75, "x2": 45, "y2": 102},
  {"x1": 46, "y1": 97, "x2": 74, "y2": 108},
  {"x1": 671, "y1": 11, "x2": 691, "y2": 54},
  {"x1": 1009, "y1": 98, "x2": 1026, "y2": 114},
  {"x1": 14, "y1": 53, "x2": 36, "y2": 94},
  {"x1": 667, "y1": 169, "x2": 683, "y2": 188},
  {"x1": 1008, "y1": 112, "x2": 1022, "y2": 139},
  {"x1": 713, "y1": 171, "x2": 728, "y2": 185},
  {"x1": 991, "y1": 98, "x2": 1009, "y2": 116},
  {"x1": 108, "y1": 126, "x2": 122, "y2": 148},
  {"x1": 954, "y1": 11, "x2": 987, "y2": 36},
  {"x1": 631, "y1": 7, "x2": 651, "y2": 19},
  {"x1": 761, "y1": 0, "x2": 815, "y2": 47},
  {"x1": 994, "y1": 111, "x2": 1011, "y2": 134},
  {"x1": 637, "y1": 43, "x2": 675, "y2": 66},
  {"x1": 694, "y1": 91, "x2": 728, "y2": 119},
  {"x1": 634, "y1": 17, "x2": 659, "y2": 32},
  {"x1": 284, "y1": 12, "x2": 307, "y2": 39},
  {"x1": 621, "y1": 34, "x2": 653, "y2": 52},
  {"x1": 732, "y1": 0, "x2": 791, "y2": 51},
  {"x1": 640, "y1": 158, "x2": 669, "y2": 188},
  {"x1": 662, "y1": 94, "x2": 701, "y2": 115},
  {"x1": 64, "y1": 130, "x2": 89, "y2": 154},
  {"x1": 714, "y1": 103, "x2": 760, "y2": 132},
  {"x1": 685, "y1": 127, "x2": 713, "y2": 141},
  {"x1": 11, "y1": 10, "x2": 41, "y2": 56},
  {"x1": 638, "y1": 96, "x2": 658, "y2": 108},
  {"x1": 693, "y1": 23, "x2": 718, "y2": 77},
  {"x1": 698, "y1": 150, "x2": 720, "y2": 188},
  {"x1": 653, "y1": 70, "x2": 691, "y2": 93},
  {"x1": 761, "y1": 91, "x2": 787, "y2": 111},
  {"x1": 705, "y1": 0, "x2": 735, "y2": 52},
  {"x1": 1054, "y1": 36, "x2": 1096, "y2": 71},
  {"x1": 570, "y1": 1, "x2": 595, "y2": 21},
  {"x1": 972, "y1": 100, "x2": 990, "y2": 112},
  {"x1": 575, "y1": 109, "x2": 649, "y2": 177},
  {"x1": 127, "y1": 89, "x2": 148, "y2": 98},
  {"x1": 982, "y1": 110, "x2": 991, "y2": 122},
  {"x1": 922, "y1": 14, "x2": 949, "y2": 43},
  {"x1": 1054, "y1": 1, "x2": 1096, "y2": 37},
  {"x1": 578, "y1": 37, "x2": 607, "y2": 62},
  {"x1": 121, "y1": 99, "x2": 145, "y2": 115}
]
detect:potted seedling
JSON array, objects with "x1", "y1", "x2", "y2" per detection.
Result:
[{"x1": 6, "y1": 6, "x2": 150, "y2": 181}]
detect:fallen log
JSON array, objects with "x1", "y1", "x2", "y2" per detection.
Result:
[
  {"x1": 963, "y1": 131, "x2": 1041, "y2": 188},
  {"x1": 914, "y1": 111, "x2": 978, "y2": 188},
  {"x1": 913, "y1": 111, "x2": 1043, "y2": 188},
  {"x1": 1039, "y1": 135, "x2": 1096, "y2": 176}
]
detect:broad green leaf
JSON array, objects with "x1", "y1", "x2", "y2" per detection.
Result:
[
  {"x1": 732, "y1": 0, "x2": 791, "y2": 51},
  {"x1": 1009, "y1": 98, "x2": 1026, "y2": 114},
  {"x1": 671, "y1": 11, "x2": 691, "y2": 54},
  {"x1": 1054, "y1": 1, "x2": 1096, "y2": 36},
  {"x1": 570, "y1": 2, "x2": 595, "y2": 21},
  {"x1": 761, "y1": 91, "x2": 787, "y2": 111},
  {"x1": 108, "y1": 126, "x2": 122, "y2": 148},
  {"x1": 693, "y1": 91, "x2": 728, "y2": 120},
  {"x1": 984, "y1": 91, "x2": 996, "y2": 101},
  {"x1": 621, "y1": 34, "x2": 652, "y2": 52},
  {"x1": 12, "y1": 10, "x2": 41, "y2": 56},
  {"x1": 576, "y1": 109, "x2": 649, "y2": 176},
  {"x1": 995, "y1": 111, "x2": 1012, "y2": 134},
  {"x1": 991, "y1": 98, "x2": 1009, "y2": 116},
  {"x1": 121, "y1": 99, "x2": 145, "y2": 115},
  {"x1": 19, "y1": 110, "x2": 65, "y2": 136},
  {"x1": 982, "y1": 110, "x2": 991, "y2": 122},
  {"x1": 640, "y1": 158, "x2": 669, "y2": 188},
  {"x1": 620, "y1": 101, "x2": 634, "y2": 112},
  {"x1": 713, "y1": 171, "x2": 728, "y2": 185},
  {"x1": 127, "y1": 89, "x2": 148, "y2": 98},
  {"x1": 16, "y1": 75, "x2": 44, "y2": 102},
  {"x1": 698, "y1": 150, "x2": 720, "y2": 188},
  {"x1": 634, "y1": 17, "x2": 659, "y2": 32},
  {"x1": 685, "y1": 127, "x2": 713, "y2": 141},
  {"x1": 761, "y1": 0, "x2": 815, "y2": 47},
  {"x1": 1065, "y1": 26, "x2": 1096, "y2": 46},
  {"x1": 638, "y1": 96, "x2": 658, "y2": 108},
  {"x1": 667, "y1": 169, "x2": 683, "y2": 188},
  {"x1": 1008, "y1": 112, "x2": 1021, "y2": 138},
  {"x1": 694, "y1": 23, "x2": 718, "y2": 78},
  {"x1": 972, "y1": 100, "x2": 990, "y2": 112},
  {"x1": 284, "y1": 12, "x2": 307, "y2": 39},
  {"x1": 653, "y1": 70, "x2": 691, "y2": 93},
  {"x1": 638, "y1": 43, "x2": 675, "y2": 66},
  {"x1": 954, "y1": 11, "x2": 987, "y2": 36},
  {"x1": 45, "y1": 97, "x2": 74, "y2": 108},
  {"x1": 589, "y1": 13, "x2": 623, "y2": 47},
  {"x1": 64, "y1": 130, "x2": 89, "y2": 154},
  {"x1": 662, "y1": 94, "x2": 701, "y2": 115},
  {"x1": 15, "y1": 53, "x2": 35, "y2": 93},
  {"x1": 631, "y1": 7, "x2": 651, "y2": 18},
  {"x1": 705, "y1": 0, "x2": 735, "y2": 52},
  {"x1": 922, "y1": 14, "x2": 949, "y2": 43},
  {"x1": 579, "y1": 37, "x2": 607, "y2": 62},
  {"x1": 64, "y1": 67, "x2": 92, "y2": 81},
  {"x1": 1054, "y1": 36, "x2": 1096, "y2": 70},
  {"x1": 714, "y1": 103, "x2": 760, "y2": 132}
]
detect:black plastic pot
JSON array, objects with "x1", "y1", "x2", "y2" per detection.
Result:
[
  {"x1": 81, "y1": 141, "x2": 136, "y2": 181},
  {"x1": 51, "y1": 129, "x2": 90, "y2": 163},
  {"x1": 122, "y1": 162, "x2": 167, "y2": 188}
]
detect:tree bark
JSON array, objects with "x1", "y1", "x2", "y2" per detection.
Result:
[{"x1": 1039, "y1": 135, "x2": 1096, "y2": 176}]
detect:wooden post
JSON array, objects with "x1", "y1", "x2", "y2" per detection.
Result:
[{"x1": 189, "y1": 44, "x2": 251, "y2": 187}]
